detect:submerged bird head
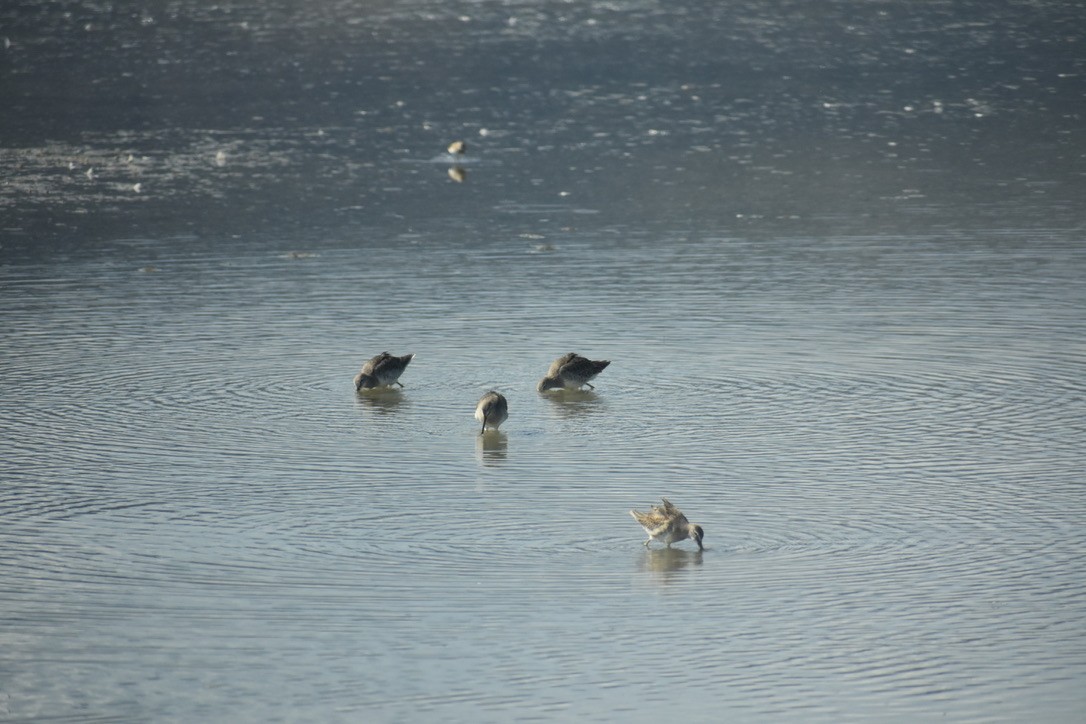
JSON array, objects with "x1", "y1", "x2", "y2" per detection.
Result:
[
  {"x1": 690, "y1": 524, "x2": 705, "y2": 550},
  {"x1": 354, "y1": 373, "x2": 377, "y2": 390},
  {"x1": 537, "y1": 376, "x2": 562, "y2": 392}
]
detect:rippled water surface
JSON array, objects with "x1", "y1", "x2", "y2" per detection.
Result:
[{"x1": 2, "y1": 0, "x2": 1085, "y2": 721}]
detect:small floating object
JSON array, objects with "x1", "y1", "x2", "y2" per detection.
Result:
[
  {"x1": 131, "y1": 182, "x2": 142, "y2": 193},
  {"x1": 84, "y1": 167, "x2": 95, "y2": 180},
  {"x1": 354, "y1": 352, "x2": 415, "y2": 391},
  {"x1": 537, "y1": 353, "x2": 610, "y2": 392},
  {"x1": 630, "y1": 498, "x2": 704, "y2": 550},
  {"x1": 447, "y1": 140, "x2": 467, "y2": 155},
  {"x1": 447, "y1": 165, "x2": 467, "y2": 183},
  {"x1": 139, "y1": 265, "x2": 158, "y2": 273},
  {"x1": 475, "y1": 390, "x2": 508, "y2": 434},
  {"x1": 214, "y1": 150, "x2": 227, "y2": 167}
]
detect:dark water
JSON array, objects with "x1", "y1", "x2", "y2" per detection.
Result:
[{"x1": 2, "y1": 1, "x2": 1085, "y2": 721}]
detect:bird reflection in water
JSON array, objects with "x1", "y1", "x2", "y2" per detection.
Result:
[
  {"x1": 638, "y1": 547, "x2": 704, "y2": 580},
  {"x1": 475, "y1": 430, "x2": 507, "y2": 465},
  {"x1": 543, "y1": 390, "x2": 606, "y2": 422},
  {"x1": 354, "y1": 387, "x2": 407, "y2": 414}
]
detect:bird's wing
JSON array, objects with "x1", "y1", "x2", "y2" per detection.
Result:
[
  {"x1": 659, "y1": 498, "x2": 681, "y2": 515},
  {"x1": 360, "y1": 351, "x2": 390, "y2": 374},
  {"x1": 631, "y1": 509, "x2": 672, "y2": 536},
  {"x1": 558, "y1": 357, "x2": 583, "y2": 376},
  {"x1": 663, "y1": 500, "x2": 690, "y2": 524},
  {"x1": 559, "y1": 354, "x2": 597, "y2": 378},
  {"x1": 371, "y1": 354, "x2": 401, "y2": 374},
  {"x1": 547, "y1": 353, "x2": 578, "y2": 377}
]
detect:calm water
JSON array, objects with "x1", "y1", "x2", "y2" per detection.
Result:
[{"x1": 2, "y1": 1, "x2": 1085, "y2": 721}]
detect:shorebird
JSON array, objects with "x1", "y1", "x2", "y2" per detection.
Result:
[
  {"x1": 447, "y1": 140, "x2": 467, "y2": 155},
  {"x1": 629, "y1": 498, "x2": 704, "y2": 550},
  {"x1": 537, "y1": 353, "x2": 611, "y2": 392},
  {"x1": 354, "y1": 352, "x2": 414, "y2": 391},
  {"x1": 475, "y1": 390, "x2": 508, "y2": 434}
]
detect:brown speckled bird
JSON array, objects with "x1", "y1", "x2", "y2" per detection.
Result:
[
  {"x1": 629, "y1": 499, "x2": 704, "y2": 550},
  {"x1": 354, "y1": 352, "x2": 414, "y2": 391},
  {"x1": 537, "y1": 353, "x2": 610, "y2": 392}
]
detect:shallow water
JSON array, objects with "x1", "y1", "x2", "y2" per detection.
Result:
[{"x1": 2, "y1": 1, "x2": 1085, "y2": 721}]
